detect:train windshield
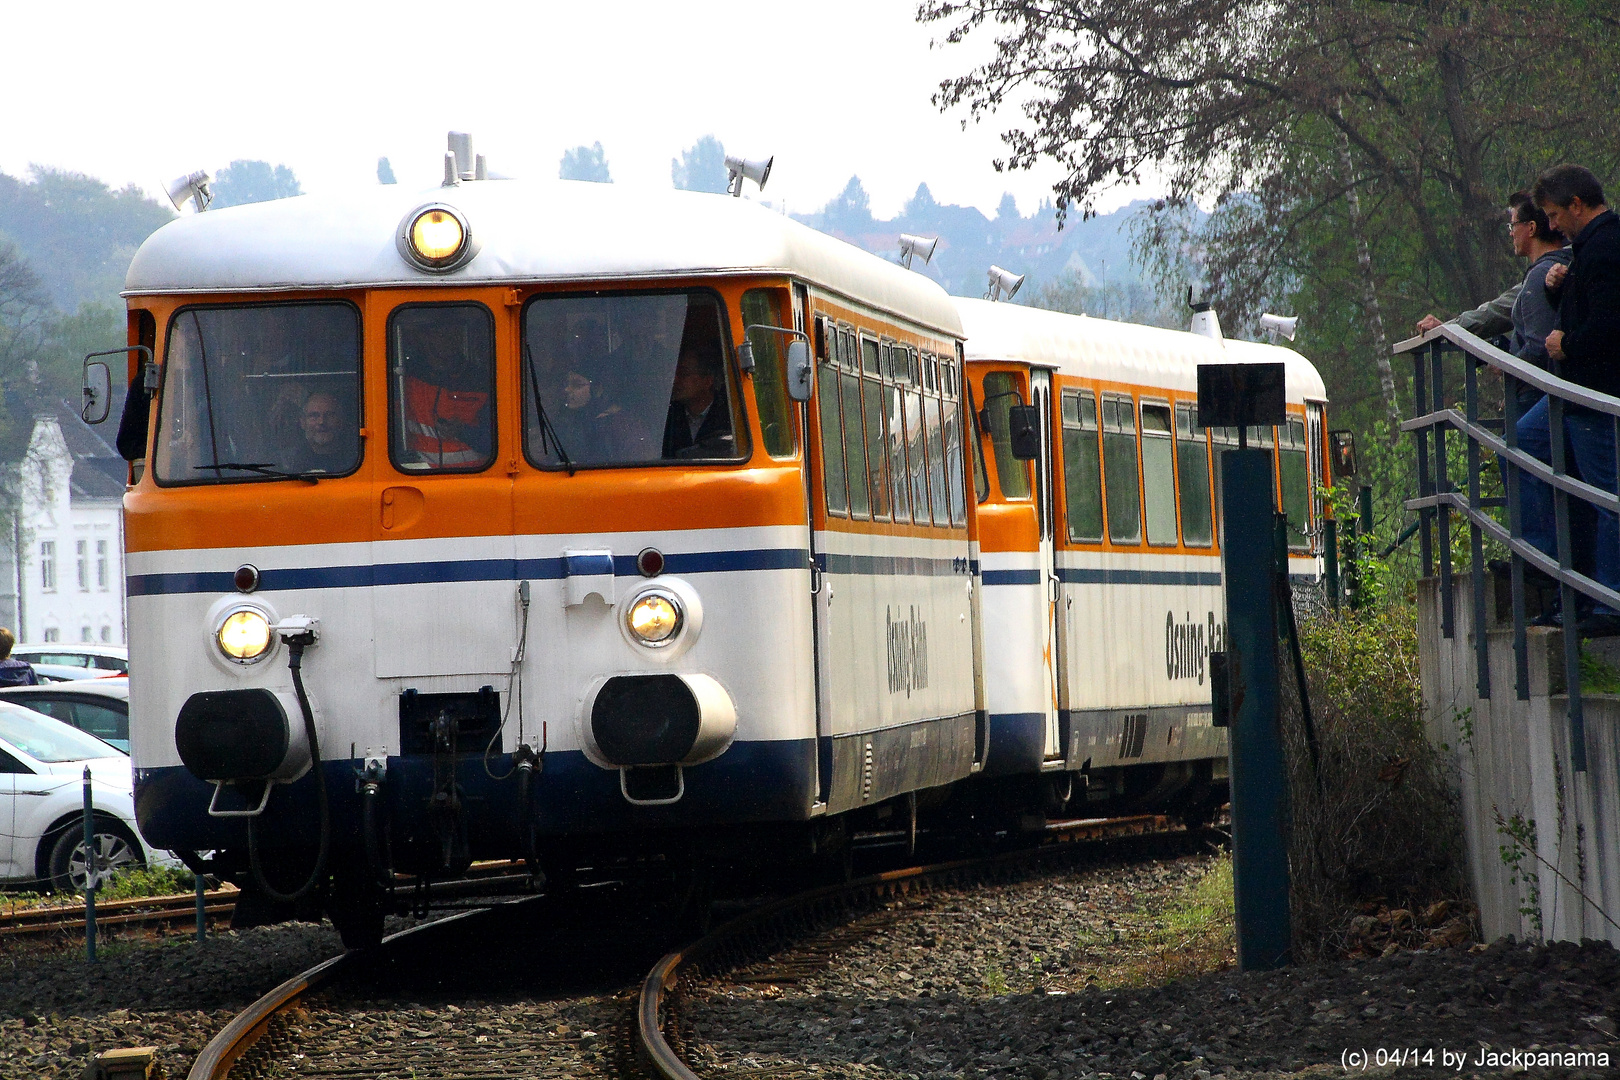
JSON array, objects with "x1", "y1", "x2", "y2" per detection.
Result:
[
  {"x1": 522, "y1": 290, "x2": 744, "y2": 468},
  {"x1": 153, "y1": 303, "x2": 362, "y2": 484}
]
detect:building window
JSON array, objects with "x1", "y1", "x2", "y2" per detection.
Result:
[
  {"x1": 97, "y1": 540, "x2": 109, "y2": 590},
  {"x1": 77, "y1": 540, "x2": 89, "y2": 591},
  {"x1": 81, "y1": 626, "x2": 93, "y2": 643},
  {"x1": 40, "y1": 541, "x2": 55, "y2": 592},
  {"x1": 43, "y1": 627, "x2": 60, "y2": 643},
  {"x1": 101, "y1": 626, "x2": 112, "y2": 643}
]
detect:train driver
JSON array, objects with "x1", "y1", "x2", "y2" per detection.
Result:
[
  {"x1": 286, "y1": 391, "x2": 356, "y2": 474},
  {"x1": 400, "y1": 318, "x2": 492, "y2": 469},
  {"x1": 662, "y1": 347, "x2": 733, "y2": 458}
]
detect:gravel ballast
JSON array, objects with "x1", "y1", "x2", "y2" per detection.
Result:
[{"x1": 686, "y1": 854, "x2": 1620, "y2": 1079}]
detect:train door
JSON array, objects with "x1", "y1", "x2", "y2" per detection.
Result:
[
  {"x1": 1029, "y1": 370, "x2": 1062, "y2": 760},
  {"x1": 794, "y1": 284, "x2": 832, "y2": 805}
]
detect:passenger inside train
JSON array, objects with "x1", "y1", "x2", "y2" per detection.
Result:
[
  {"x1": 392, "y1": 305, "x2": 495, "y2": 471},
  {"x1": 523, "y1": 290, "x2": 740, "y2": 468}
]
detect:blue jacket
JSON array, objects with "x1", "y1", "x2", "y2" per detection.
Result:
[{"x1": 0, "y1": 658, "x2": 38, "y2": 687}]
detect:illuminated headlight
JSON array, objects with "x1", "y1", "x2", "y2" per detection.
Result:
[
  {"x1": 626, "y1": 591, "x2": 683, "y2": 647},
  {"x1": 217, "y1": 608, "x2": 273, "y2": 663},
  {"x1": 397, "y1": 203, "x2": 475, "y2": 272}
]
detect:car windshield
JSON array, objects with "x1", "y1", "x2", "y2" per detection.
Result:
[
  {"x1": 0, "y1": 703, "x2": 119, "y2": 762},
  {"x1": 522, "y1": 290, "x2": 743, "y2": 468},
  {"x1": 155, "y1": 303, "x2": 363, "y2": 484}
]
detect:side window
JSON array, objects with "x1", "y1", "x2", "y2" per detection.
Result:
[
  {"x1": 1175, "y1": 404, "x2": 1213, "y2": 547},
  {"x1": 1141, "y1": 402, "x2": 1178, "y2": 546},
  {"x1": 1307, "y1": 401, "x2": 1326, "y2": 545},
  {"x1": 390, "y1": 303, "x2": 495, "y2": 473},
  {"x1": 926, "y1": 371, "x2": 950, "y2": 526},
  {"x1": 70, "y1": 701, "x2": 128, "y2": 747},
  {"x1": 1102, "y1": 394, "x2": 1142, "y2": 544},
  {"x1": 1209, "y1": 426, "x2": 1240, "y2": 543},
  {"x1": 1280, "y1": 417, "x2": 1311, "y2": 551},
  {"x1": 816, "y1": 348, "x2": 847, "y2": 515},
  {"x1": 741, "y1": 288, "x2": 795, "y2": 458},
  {"x1": 860, "y1": 336, "x2": 893, "y2": 519},
  {"x1": 1061, "y1": 389, "x2": 1103, "y2": 542},
  {"x1": 904, "y1": 362, "x2": 931, "y2": 523},
  {"x1": 838, "y1": 330, "x2": 871, "y2": 518},
  {"x1": 944, "y1": 360, "x2": 967, "y2": 525},
  {"x1": 982, "y1": 371, "x2": 1032, "y2": 500},
  {"x1": 0, "y1": 747, "x2": 30, "y2": 774}
]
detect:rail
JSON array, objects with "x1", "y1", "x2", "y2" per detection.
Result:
[
  {"x1": 637, "y1": 814, "x2": 1187, "y2": 1079},
  {"x1": 1395, "y1": 322, "x2": 1620, "y2": 771}
]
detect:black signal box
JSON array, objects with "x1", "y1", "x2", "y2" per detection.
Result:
[{"x1": 1196, "y1": 362, "x2": 1287, "y2": 429}]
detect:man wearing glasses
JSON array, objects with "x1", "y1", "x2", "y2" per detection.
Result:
[{"x1": 1415, "y1": 192, "x2": 1571, "y2": 415}]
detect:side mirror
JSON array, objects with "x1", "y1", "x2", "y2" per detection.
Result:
[
  {"x1": 1007, "y1": 403, "x2": 1041, "y2": 460},
  {"x1": 82, "y1": 360, "x2": 112, "y2": 425},
  {"x1": 786, "y1": 339, "x2": 813, "y2": 402},
  {"x1": 1329, "y1": 429, "x2": 1357, "y2": 476}
]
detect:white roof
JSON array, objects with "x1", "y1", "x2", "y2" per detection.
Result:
[
  {"x1": 953, "y1": 297, "x2": 1327, "y2": 402},
  {"x1": 125, "y1": 180, "x2": 964, "y2": 336}
]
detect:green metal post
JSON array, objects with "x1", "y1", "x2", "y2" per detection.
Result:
[{"x1": 82, "y1": 766, "x2": 97, "y2": 963}]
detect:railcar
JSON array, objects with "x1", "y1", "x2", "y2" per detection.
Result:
[{"x1": 103, "y1": 142, "x2": 1333, "y2": 945}]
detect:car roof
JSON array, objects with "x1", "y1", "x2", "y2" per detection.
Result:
[
  {"x1": 12, "y1": 643, "x2": 129, "y2": 659},
  {"x1": 0, "y1": 678, "x2": 128, "y2": 701}
]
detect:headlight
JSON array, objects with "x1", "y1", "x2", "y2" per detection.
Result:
[
  {"x1": 398, "y1": 203, "x2": 474, "y2": 271},
  {"x1": 411, "y1": 209, "x2": 464, "y2": 261},
  {"x1": 626, "y1": 591, "x2": 682, "y2": 647},
  {"x1": 217, "y1": 608, "x2": 272, "y2": 663}
]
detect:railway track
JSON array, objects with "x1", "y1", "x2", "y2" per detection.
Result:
[
  {"x1": 175, "y1": 815, "x2": 1203, "y2": 1079},
  {"x1": 639, "y1": 814, "x2": 1204, "y2": 1080}
]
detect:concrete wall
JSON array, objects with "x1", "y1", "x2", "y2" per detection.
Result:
[{"x1": 1420, "y1": 576, "x2": 1620, "y2": 944}]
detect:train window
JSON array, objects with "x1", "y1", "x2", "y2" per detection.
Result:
[
  {"x1": 1060, "y1": 389, "x2": 1103, "y2": 542},
  {"x1": 155, "y1": 302, "x2": 363, "y2": 486},
  {"x1": 840, "y1": 368, "x2": 871, "y2": 517},
  {"x1": 1306, "y1": 401, "x2": 1326, "y2": 544},
  {"x1": 389, "y1": 303, "x2": 496, "y2": 473},
  {"x1": 1141, "y1": 402, "x2": 1178, "y2": 546},
  {"x1": 982, "y1": 371, "x2": 1032, "y2": 500},
  {"x1": 817, "y1": 361, "x2": 848, "y2": 515},
  {"x1": 923, "y1": 353, "x2": 937, "y2": 393},
  {"x1": 741, "y1": 288, "x2": 795, "y2": 459},
  {"x1": 1101, "y1": 394, "x2": 1142, "y2": 544},
  {"x1": 1245, "y1": 424, "x2": 1275, "y2": 449},
  {"x1": 927, "y1": 393, "x2": 950, "y2": 526},
  {"x1": 1208, "y1": 425, "x2": 1240, "y2": 543},
  {"x1": 945, "y1": 396, "x2": 967, "y2": 524},
  {"x1": 1175, "y1": 404, "x2": 1213, "y2": 547},
  {"x1": 861, "y1": 336, "x2": 881, "y2": 376},
  {"x1": 522, "y1": 289, "x2": 744, "y2": 469},
  {"x1": 874, "y1": 375, "x2": 900, "y2": 518},
  {"x1": 1280, "y1": 417, "x2": 1311, "y2": 551},
  {"x1": 906, "y1": 385, "x2": 932, "y2": 523}
]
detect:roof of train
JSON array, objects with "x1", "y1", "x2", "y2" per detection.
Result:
[
  {"x1": 124, "y1": 179, "x2": 964, "y2": 336},
  {"x1": 953, "y1": 297, "x2": 1328, "y2": 402}
]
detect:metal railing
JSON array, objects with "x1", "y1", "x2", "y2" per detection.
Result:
[{"x1": 1397, "y1": 323, "x2": 1620, "y2": 772}]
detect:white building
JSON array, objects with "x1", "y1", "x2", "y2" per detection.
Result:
[{"x1": 5, "y1": 402, "x2": 127, "y2": 645}]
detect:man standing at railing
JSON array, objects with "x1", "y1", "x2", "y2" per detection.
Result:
[
  {"x1": 1523, "y1": 164, "x2": 1620, "y2": 635},
  {"x1": 1416, "y1": 193, "x2": 1571, "y2": 416}
]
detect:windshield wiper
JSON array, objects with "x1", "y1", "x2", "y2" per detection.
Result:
[
  {"x1": 197, "y1": 462, "x2": 319, "y2": 484},
  {"x1": 524, "y1": 344, "x2": 575, "y2": 476}
]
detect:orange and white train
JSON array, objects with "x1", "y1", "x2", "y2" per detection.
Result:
[{"x1": 101, "y1": 143, "x2": 1331, "y2": 943}]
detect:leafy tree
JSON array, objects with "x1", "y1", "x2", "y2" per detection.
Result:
[
  {"x1": 377, "y1": 157, "x2": 397, "y2": 185},
  {"x1": 1028, "y1": 269, "x2": 1180, "y2": 327},
  {"x1": 923, "y1": 0, "x2": 1620, "y2": 512},
  {"x1": 0, "y1": 168, "x2": 173, "y2": 311},
  {"x1": 559, "y1": 143, "x2": 612, "y2": 183},
  {"x1": 211, "y1": 160, "x2": 302, "y2": 209},
  {"x1": 671, "y1": 135, "x2": 728, "y2": 194}
]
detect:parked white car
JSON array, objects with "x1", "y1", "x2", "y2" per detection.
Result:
[
  {"x1": 10, "y1": 644, "x2": 128, "y2": 675},
  {"x1": 0, "y1": 701, "x2": 161, "y2": 892}
]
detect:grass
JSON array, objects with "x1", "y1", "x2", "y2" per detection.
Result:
[
  {"x1": 1, "y1": 865, "x2": 199, "y2": 914},
  {"x1": 1045, "y1": 856, "x2": 1236, "y2": 993}
]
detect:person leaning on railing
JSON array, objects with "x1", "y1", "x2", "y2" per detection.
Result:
[
  {"x1": 1515, "y1": 164, "x2": 1620, "y2": 637},
  {"x1": 1415, "y1": 193, "x2": 1572, "y2": 417}
]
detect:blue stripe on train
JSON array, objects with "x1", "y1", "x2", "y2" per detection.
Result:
[{"x1": 133, "y1": 738, "x2": 820, "y2": 852}]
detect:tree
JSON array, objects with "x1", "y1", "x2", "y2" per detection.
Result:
[
  {"x1": 559, "y1": 143, "x2": 612, "y2": 183},
  {"x1": 922, "y1": 0, "x2": 1620, "y2": 466},
  {"x1": 671, "y1": 136, "x2": 728, "y2": 194},
  {"x1": 211, "y1": 160, "x2": 302, "y2": 209},
  {"x1": 0, "y1": 168, "x2": 173, "y2": 311},
  {"x1": 377, "y1": 157, "x2": 397, "y2": 185}
]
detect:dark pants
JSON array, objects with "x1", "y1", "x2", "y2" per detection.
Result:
[{"x1": 1516, "y1": 396, "x2": 1618, "y2": 614}]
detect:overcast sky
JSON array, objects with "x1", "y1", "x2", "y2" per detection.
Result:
[{"x1": 2, "y1": 1, "x2": 1149, "y2": 220}]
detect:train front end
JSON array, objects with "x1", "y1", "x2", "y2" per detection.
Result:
[{"x1": 120, "y1": 179, "x2": 821, "y2": 936}]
